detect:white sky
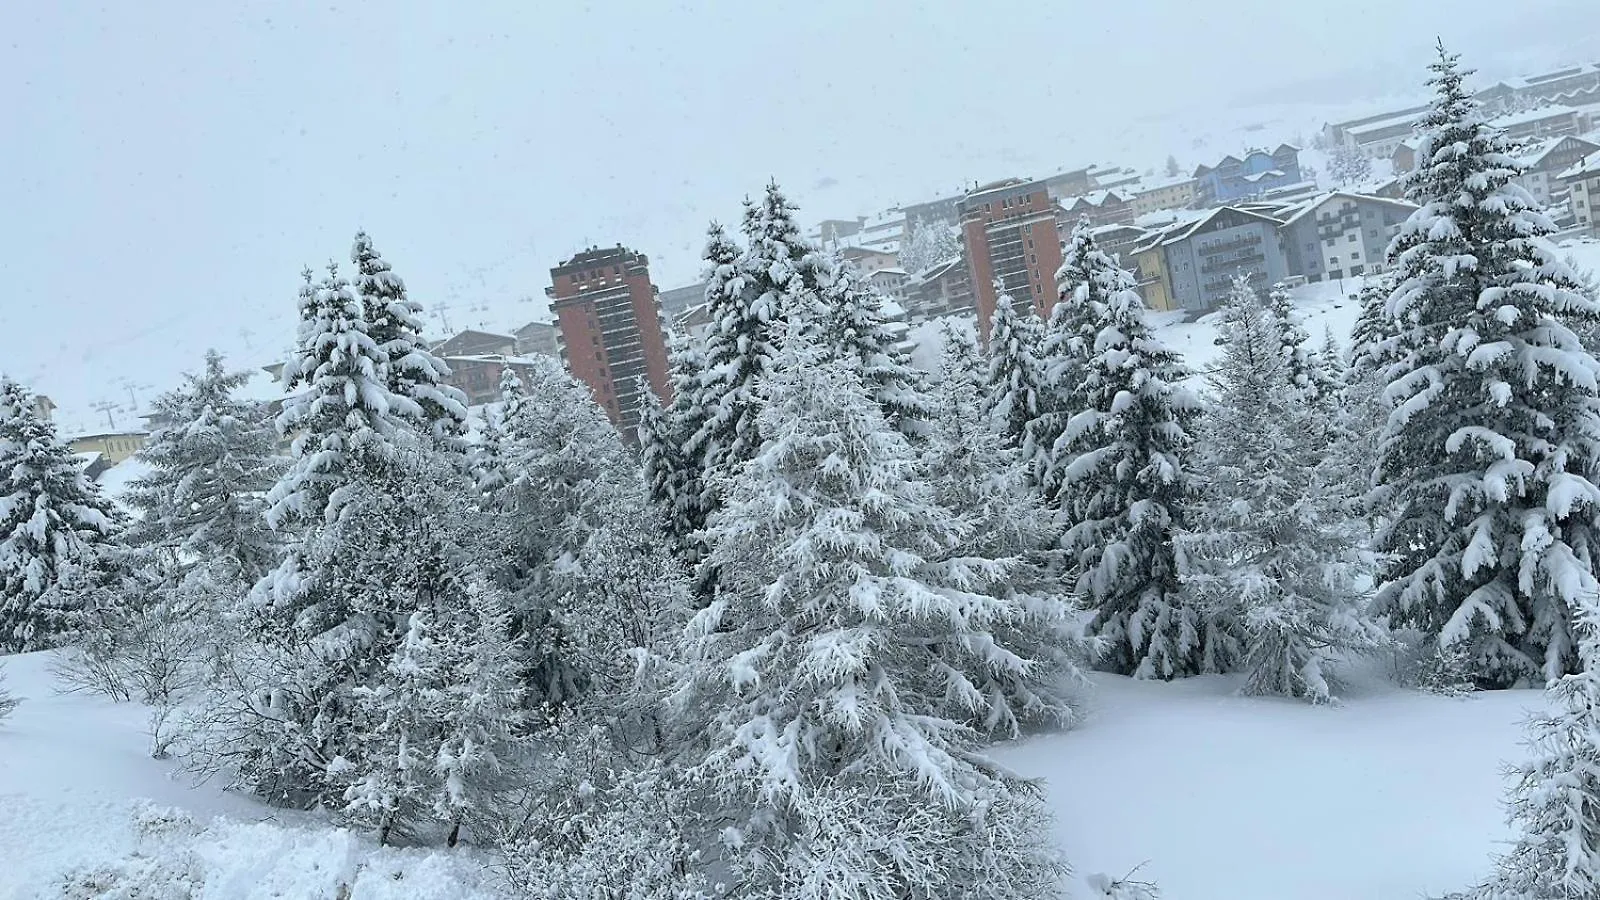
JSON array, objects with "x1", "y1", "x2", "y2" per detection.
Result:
[{"x1": 3, "y1": 0, "x2": 1598, "y2": 433}]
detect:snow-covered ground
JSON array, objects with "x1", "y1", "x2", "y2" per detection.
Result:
[
  {"x1": 0, "y1": 651, "x2": 509, "y2": 900},
  {"x1": 2, "y1": 645, "x2": 1545, "y2": 899},
  {"x1": 999, "y1": 670, "x2": 1544, "y2": 899}
]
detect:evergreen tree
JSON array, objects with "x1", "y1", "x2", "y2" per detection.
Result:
[
  {"x1": 925, "y1": 322, "x2": 1089, "y2": 737},
  {"x1": 1049, "y1": 262, "x2": 1209, "y2": 679},
  {"x1": 1180, "y1": 280, "x2": 1384, "y2": 702},
  {"x1": 810, "y1": 259, "x2": 933, "y2": 439},
  {"x1": 1369, "y1": 45, "x2": 1600, "y2": 687},
  {"x1": 682, "y1": 222, "x2": 772, "y2": 522},
  {"x1": 350, "y1": 231, "x2": 469, "y2": 443},
  {"x1": 1165, "y1": 155, "x2": 1182, "y2": 178},
  {"x1": 1328, "y1": 144, "x2": 1374, "y2": 187},
  {"x1": 985, "y1": 290, "x2": 1045, "y2": 450},
  {"x1": 1029, "y1": 220, "x2": 1133, "y2": 504},
  {"x1": 1265, "y1": 282, "x2": 1337, "y2": 406},
  {"x1": 677, "y1": 331, "x2": 1068, "y2": 897},
  {"x1": 645, "y1": 331, "x2": 710, "y2": 566},
  {"x1": 899, "y1": 216, "x2": 962, "y2": 276},
  {"x1": 470, "y1": 365, "x2": 525, "y2": 501},
  {"x1": 125, "y1": 350, "x2": 283, "y2": 583},
  {"x1": 265, "y1": 264, "x2": 420, "y2": 534},
  {"x1": 343, "y1": 578, "x2": 524, "y2": 846},
  {"x1": 0, "y1": 377, "x2": 120, "y2": 652},
  {"x1": 488, "y1": 355, "x2": 686, "y2": 714}
]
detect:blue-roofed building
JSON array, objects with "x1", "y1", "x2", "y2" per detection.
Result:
[{"x1": 1193, "y1": 145, "x2": 1303, "y2": 206}]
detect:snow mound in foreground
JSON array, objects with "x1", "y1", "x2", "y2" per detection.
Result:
[{"x1": 44, "y1": 802, "x2": 508, "y2": 900}]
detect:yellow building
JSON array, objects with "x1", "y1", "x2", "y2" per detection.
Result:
[
  {"x1": 1128, "y1": 239, "x2": 1175, "y2": 312},
  {"x1": 1131, "y1": 177, "x2": 1198, "y2": 218},
  {"x1": 68, "y1": 431, "x2": 149, "y2": 466}
]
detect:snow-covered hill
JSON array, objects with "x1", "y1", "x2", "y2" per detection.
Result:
[
  {"x1": 1, "y1": 645, "x2": 1544, "y2": 899},
  {"x1": 0, "y1": 651, "x2": 510, "y2": 900}
]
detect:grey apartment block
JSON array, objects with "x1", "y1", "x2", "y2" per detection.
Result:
[
  {"x1": 1278, "y1": 193, "x2": 1417, "y2": 285},
  {"x1": 1160, "y1": 207, "x2": 1290, "y2": 311}
]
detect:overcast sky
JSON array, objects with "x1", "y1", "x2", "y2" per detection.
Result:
[{"x1": 3, "y1": 0, "x2": 1599, "y2": 431}]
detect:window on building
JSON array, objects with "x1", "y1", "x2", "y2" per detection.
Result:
[
  {"x1": 1330, "y1": 269, "x2": 1344, "y2": 280},
  {"x1": 1347, "y1": 232, "x2": 1357, "y2": 242},
  {"x1": 1350, "y1": 251, "x2": 1360, "y2": 260},
  {"x1": 1306, "y1": 242, "x2": 1315, "y2": 251},
  {"x1": 1330, "y1": 255, "x2": 1339, "y2": 263},
  {"x1": 1324, "y1": 237, "x2": 1335, "y2": 247},
  {"x1": 594, "y1": 350, "x2": 602, "y2": 361},
  {"x1": 1350, "y1": 265, "x2": 1366, "y2": 276}
]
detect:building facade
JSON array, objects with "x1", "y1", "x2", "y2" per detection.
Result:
[
  {"x1": 513, "y1": 320, "x2": 558, "y2": 358},
  {"x1": 958, "y1": 178, "x2": 1064, "y2": 336},
  {"x1": 68, "y1": 431, "x2": 148, "y2": 466},
  {"x1": 441, "y1": 355, "x2": 550, "y2": 406},
  {"x1": 1193, "y1": 145, "x2": 1302, "y2": 205},
  {"x1": 546, "y1": 245, "x2": 672, "y2": 435},
  {"x1": 1057, "y1": 189, "x2": 1136, "y2": 229},
  {"x1": 1131, "y1": 176, "x2": 1198, "y2": 216},
  {"x1": 1159, "y1": 207, "x2": 1290, "y2": 311},
  {"x1": 1515, "y1": 135, "x2": 1600, "y2": 209},
  {"x1": 1278, "y1": 192, "x2": 1417, "y2": 285},
  {"x1": 655, "y1": 282, "x2": 706, "y2": 324},
  {"x1": 903, "y1": 255, "x2": 976, "y2": 323},
  {"x1": 1564, "y1": 150, "x2": 1600, "y2": 235},
  {"x1": 433, "y1": 329, "x2": 517, "y2": 357}
]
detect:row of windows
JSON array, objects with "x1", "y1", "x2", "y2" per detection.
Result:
[{"x1": 568, "y1": 264, "x2": 624, "y2": 284}]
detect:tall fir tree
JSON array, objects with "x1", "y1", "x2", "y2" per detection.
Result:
[
  {"x1": 640, "y1": 331, "x2": 708, "y2": 565},
  {"x1": 264, "y1": 264, "x2": 420, "y2": 534},
  {"x1": 1369, "y1": 45, "x2": 1600, "y2": 687},
  {"x1": 125, "y1": 350, "x2": 283, "y2": 583},
  {"x1": 810, "y1": 259, "x2": 933, "y2": 439},
  {"x1": 985, "y1": 290, "x2": 1045, "y2": 451},
  {"x1": 350, "y1": 231, "x2": 469, "y2": 443},
  {"x1": 0, "y1": 378, "x2": 120, "y2": 652},
  {"x1": 470, "y1": 366, "x2": 525, "y2": 501},
  {"x1": 924, "y1": 321, "x2": 1089, "y2": 737},
  {"x1": 1265, "y1": 282, "x2": 1337, "y2": 406},
  {"x1": 1029, "y1": 220, "x2": 1136, "y2": 504},
  {"x1": 1048, "y1": 259, "x2": 1209, "y2": 679},
  {"x1": 676, "y1": 330, "x2": 1068, "y2": 897},
  {"x1": 1180, "y1": 280, "x2": 1384, "y2": 702}
]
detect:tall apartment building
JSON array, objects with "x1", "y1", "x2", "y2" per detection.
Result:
[
  {"x1": 545, "y1": 245, "x2": 671, "y2": 436},
  {"x1": 958, "y1": 178, "x2": 1063, "y2": 338}
]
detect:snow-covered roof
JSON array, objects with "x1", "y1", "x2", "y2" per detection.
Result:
[
  {"x1": 440, "y1": 353, "x2": 546, "y2": 366},
  {"x1": 1276, "y1": 191, "x2": 1420, "y2": 228},
  {"x1": 1346, "y1": 109, "x2": 1429, "y2": 138},
  {"x1": 1159, "y1": 205, "x2": 1285, "y2": 245},
  {"x1": 1495, "y1": 63, "x2": 1600, "y2": 92},
  {"x1": 1560, "y1": 149, "x2": 1600, "y2": 180},
  {"x1": 1489, "y1": 105, "x2": 1578, "y2": 129},
  {"x1": 1132, "y1": 173, "x2": 1196, "y2": 193}
]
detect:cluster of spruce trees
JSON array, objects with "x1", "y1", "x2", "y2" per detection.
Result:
[{"x1": 5, "y1": 43, "x2": 1600, "y2": 897}]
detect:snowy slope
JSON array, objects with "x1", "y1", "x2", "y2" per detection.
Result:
[
  {"x1": 0, "y1": 652, "x2": 509, "y2": 899},
  {"x1": 998, "y1": 671, "x2": 1544, "y2": 900},
  {"x1": 2, "y1": 645, "x2": 1546, "y2": 899}
]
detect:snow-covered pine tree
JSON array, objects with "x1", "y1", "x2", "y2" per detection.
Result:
[
  {"x1": 985, "y1": 290, "x2": 1045, "y2": 450},
  {"x1": 925, "y1": 321, "x2": 1089, "y2": 737},
  {"x1": 1180, "y1": 279, "x2": 1384, "y2": 702},
  {"x1": 351, "y1": 231, "x2": 469, "y2": 444},
  {"x1": 125, "y1": 350, "x2": 282, "y2": 583},
  {"x1": 899, "y1": 215, "x2": 962, "y2": 276},
  {"x1": 1049, "y1": 260, "x2": 1210, "y2": 679},
  {"x1": 1029, "y1": 219, "x2": 1133, "y2": 504},
  {"x1": 470, "y1": 366, "x2": 525, "y2": 501},
  {"x1": 1369, "y1": 45, "x2": 1600, "y2": 687},
  {"x1": 1328, "y1": 144, "x2": 1374, "y2": 188},
  {"x1": 642, "y1": 331, "x2": 709, "y2": 565},
  {"x1": 343, "y1": 575, "x2": 524, "y2": 846},
  {"x1": 677, "y1": 328, "x2": 1068, "y2": 897},
  {"x1": 681, "y1": 222, "x2": 769, "y2": 524},
  {"x1": 0, "y1": 377, "x2": 121, "y2": 652},
  {"x1": 265, "y1": 264, "x2": 421, "y2": 535},
  {"x1": 809, "y1": 258, "x2": 933, "y2": 440},
  {"x1": 1266, "y1": 282, "x2": 1337, "y2": 406},
  {"x1": 487, "y1": 354, "x2": 687, "y2": 714}
]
